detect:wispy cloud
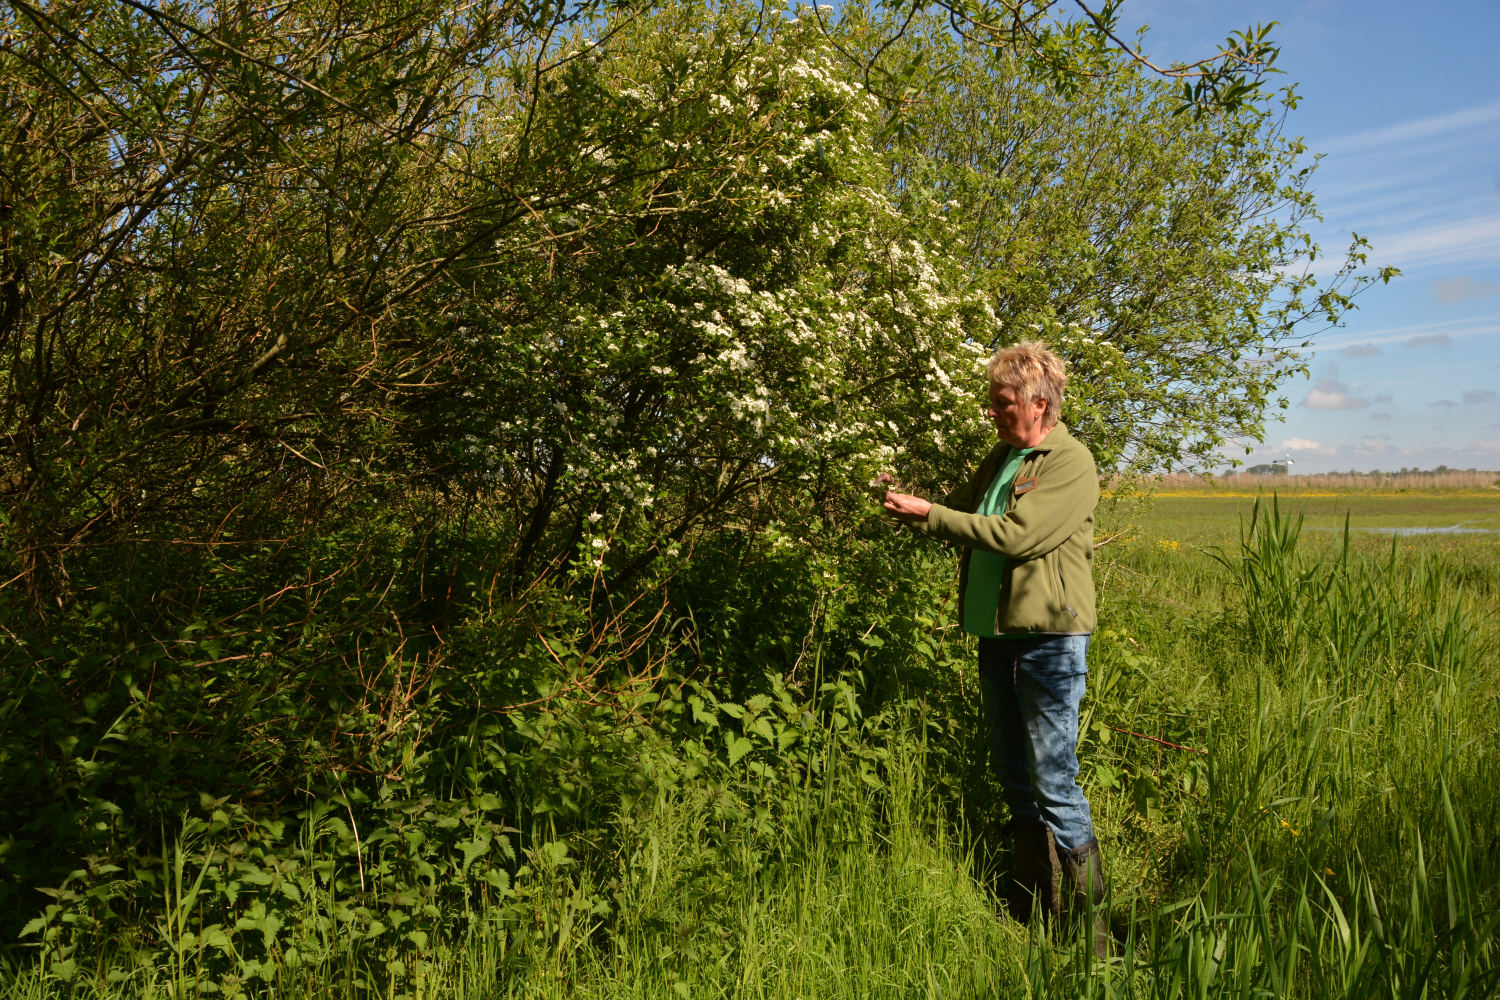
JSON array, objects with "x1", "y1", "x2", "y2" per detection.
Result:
[
  {"x1": 1340, "y1": 343, "x2": 1384, "y2": 358},
  {"x1": 1468, "y1": 438, "x2": 1500, "y2": 455},
  {"x1": 1433, "y1": 276, "x2": 1499, "y2": 305},
  {"x1": 1374, "y1": 217, "x2": 1500, "y2": 271},
  {"x1": 1430, "y1": 391, "x2": 1498, "y2": 407},
  {"x1": 1406, "y1": 332, "x2": 1452, "y2": 348},
  {"x1": 1305, "y1": 99, "x2": 1500, "y2": 277},
  {"x1": 1318, "y1": 101, "x2": 1500, "y2": 156},
  {"x1": 1317, "y1": 318, "x2": 1500, "y2": 353}
]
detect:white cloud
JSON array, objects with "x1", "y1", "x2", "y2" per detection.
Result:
[
  {"x1": 1303, "y1": 378, "x2": 1370, "y2": 410},
  {"x1": 1340, "y1": 343, "x2": 1384, "y2": 358},
  {"x1": 1406, "y1": 332, "x2": 1452, "y2": 348},
  {"x1": 1279, "y1": 438, "x2": 1338, "y2": 455},
  {"x1": 1305, "y1": 104, "x2": 1500, "y2": 278}
]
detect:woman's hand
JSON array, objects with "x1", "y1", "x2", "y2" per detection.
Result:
[{"x1": 882, "y1": 490, "x2": 931, "y2": 522}]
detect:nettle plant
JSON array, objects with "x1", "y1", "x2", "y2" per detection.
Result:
[{"x1": 437, "y1": 13, "x2": 1000, "y2": 596}]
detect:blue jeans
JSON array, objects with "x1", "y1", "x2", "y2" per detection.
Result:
[{"x1": 977, "y1": 634, "x2": 1095, "y2": 851}]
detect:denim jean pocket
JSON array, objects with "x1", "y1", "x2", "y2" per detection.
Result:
[{"x1": 1016, "y1": 635, "x2": 1089, "y2": 677}]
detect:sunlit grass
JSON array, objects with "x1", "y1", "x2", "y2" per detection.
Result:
[{"x1": 5, "y1": 495, "x2": 1497, "y2": 999}]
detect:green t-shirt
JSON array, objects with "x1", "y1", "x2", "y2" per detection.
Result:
[{"x1": 963, "y1": 446, "x2": 1034, "y2": 637}]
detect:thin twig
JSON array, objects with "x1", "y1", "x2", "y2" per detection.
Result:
[
  {"x1": 1106, "y1": 561, "x2": 1201, "y2": 607},
  {"x1": 1109, "y1": 726, "x2": 1206, "y2": 755}
]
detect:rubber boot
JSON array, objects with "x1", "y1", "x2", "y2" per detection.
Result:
[
  {"x1": 1004, "y1": 818, "x2": 1060, "y2": 927},
  {"x1": 1060, "y1": 837, "x2": 1109, "y2": 958}
]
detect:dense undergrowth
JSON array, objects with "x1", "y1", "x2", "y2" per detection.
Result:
[{"x1": 1, "y1": 495, "x2": 1496, "y2": 998}]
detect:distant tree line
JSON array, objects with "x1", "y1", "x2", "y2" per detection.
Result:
[{"x1": 1239, "y1": 465, "x2": 1490, "y2": 476}]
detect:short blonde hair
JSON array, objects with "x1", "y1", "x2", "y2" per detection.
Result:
[{"x1": 987, "y1": 339, "x2": 1067, "y2": 426}]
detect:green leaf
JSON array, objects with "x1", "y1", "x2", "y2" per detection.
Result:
[
  {"x1": 1132, "y1": 774, "x2": 1162, "y2": 820},
  {"x1": 459, "y1": 837, "x2": 491, "y2": 870},
  {"x1": 727, "y1": 736, "x2": 753, "y2": 765}
]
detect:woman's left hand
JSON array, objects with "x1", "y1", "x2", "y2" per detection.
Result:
[{"x1": 882, "y1": 490, "x2": 931, "y2": 522}]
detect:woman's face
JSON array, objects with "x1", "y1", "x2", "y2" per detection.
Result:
[{"x1": 986, "y1": 382, "x2": 1050, "y2": 448}]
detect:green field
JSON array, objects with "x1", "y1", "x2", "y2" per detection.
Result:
[
  {"x1": 1135, "y1": 490, "x2": 1500, "y2": 543},
  {"x1": 1107, "y1": 492, "x2": 1500, "y2": 599}
]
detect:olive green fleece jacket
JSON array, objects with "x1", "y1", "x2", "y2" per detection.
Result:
[{"x1": 917, "y1": 422, "x2": 1098, "y2": 635}]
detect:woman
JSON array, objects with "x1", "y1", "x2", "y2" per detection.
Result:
[{"x1": 883, "y1": 340, "x2": 1107, "y2": 955}]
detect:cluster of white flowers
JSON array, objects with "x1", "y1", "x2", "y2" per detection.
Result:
[{"x1": 444, "y1": 15, "x2": 1004, "y2": 562}]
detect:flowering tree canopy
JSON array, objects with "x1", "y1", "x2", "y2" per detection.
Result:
[{"x1": 0, "y1": 0, "x2": 1383, "y2": 598}]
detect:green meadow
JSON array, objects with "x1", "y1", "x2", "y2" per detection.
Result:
[{"x1": 1135, "y1": 489, "x2": 1500, "y2": 544}]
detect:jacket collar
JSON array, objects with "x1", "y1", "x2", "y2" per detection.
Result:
[
  {"x1": 1031, "y1": 421, "x2": 1070, "y2": 453},
  {"x1": 994, "y1": 421, "x2": 1070, "y2": 456}
]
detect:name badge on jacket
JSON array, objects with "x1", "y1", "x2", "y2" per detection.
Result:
[{"x1": 1014, "y1": 477, "x2": 1037, "y2": 496}]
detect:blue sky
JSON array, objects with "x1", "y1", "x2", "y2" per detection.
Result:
[{"x1": 1125, "y1": 0, "x2": 1500, "y2": 472}]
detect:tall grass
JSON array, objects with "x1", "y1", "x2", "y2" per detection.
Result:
[
  {"x1": 3, "y1": 498, "x2": 1496, "y2": 998},
  {"x1": 1094, "y1": 497, "x2": 1499, "y2": 999}
]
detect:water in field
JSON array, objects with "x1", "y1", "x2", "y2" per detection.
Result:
[
  {"x1": 1127, "y1": 490, "x2": 1500, "y2": 547},
  {"x1": 1362, "y1": 522, "x2": 1497, "y2": 535}
]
